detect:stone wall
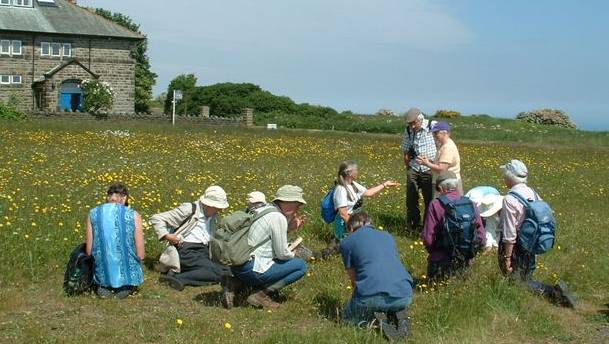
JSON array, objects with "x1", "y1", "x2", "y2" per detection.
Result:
[
  {"x1": 31, "y1": 112, "x2": 250, "y2": 126},
  {"x1": 0, "y1": 32, "x2": 137, "y2": 113}
]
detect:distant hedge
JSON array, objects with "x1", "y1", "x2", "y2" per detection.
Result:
[{"x1": 434, "y1": 109, "x2": 461, "y2": 119}]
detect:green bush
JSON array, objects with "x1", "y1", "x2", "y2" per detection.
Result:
[
  {"x1": 82, "y1": 79, "x2": 115, "y2": 115},
  {"x1": 435, "y1": 109, "x2": 461, "y2": 119},
  {"x1": 0, "y1": 96, "x2": 26, "y2": 120}
]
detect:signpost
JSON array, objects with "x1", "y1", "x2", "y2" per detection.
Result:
[{"x1": 172, "y1": 90, "x2": 183, "y2": 126}]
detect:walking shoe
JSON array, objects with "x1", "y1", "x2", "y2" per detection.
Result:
[
  {"x1": 246, "y1": 290, "x2": 281, "y2": 310},
  {"x1": 394, "y1": 309, "x2": 411, "y2": 338},
  {"x1": 159, "y1": 271, "x2": 185, "y2": 291},
  {"x1": 555, "y1": 280, "x2": 576, "y2": 309},
  {"x1": 374, "y1": 312, "x2": 400, "y2": 342},
  {"x1": 96, "y1": 286, "x2": 114, "y2": 299}
]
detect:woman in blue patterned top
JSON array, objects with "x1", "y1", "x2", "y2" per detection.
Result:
[{"x1": 85, "y1": 183, "x2": 145, "y2": 299}]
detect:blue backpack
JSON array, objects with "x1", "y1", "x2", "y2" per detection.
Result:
[
  {"x1": 438, "y1": 195, "x2": 482, "y2": 261},
  {"x1": 509, "y1": 191, "x2": 556, "y2": 255},
  {"x1": 321, "y1": 187, "x2": 337, "y2": 224}
]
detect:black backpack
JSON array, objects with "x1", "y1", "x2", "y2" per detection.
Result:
[
  {"x1": 437, "y1": 195, "x2": 482, "y2": 261},
  {"x1": 63, "y1": 243, "x2": 95, "y2": 296}
]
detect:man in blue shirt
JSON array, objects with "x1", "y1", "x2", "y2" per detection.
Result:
[{"x1": 340, "y1": 212, "x2": 414, "y2": 340}]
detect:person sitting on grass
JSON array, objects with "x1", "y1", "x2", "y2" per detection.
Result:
[
  {"x1": 150, "y1": 186, "x2": 231, "y2": 291},
  {"x1": 422, "y1": 171, "x2": 486, "y2": 284},
  {"x1": 340, "y1": 212, "x2": 414, "y2": 341},
  {"x1": 228, "y1": 185, "x2": 309, "y2": 309},
  {"x1": 85, "y1": 183, "x2": 145, "y2": 299},
  {"x1": 466, "y1": 186, "x2": 504, "y2": 251},
  {"x1": 497, "y1": 159, "x2": 575, "y2": 308}
]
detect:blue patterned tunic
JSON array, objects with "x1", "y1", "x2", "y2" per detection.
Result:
[{"x1": 90, "y1": 203, "x2": 144, "y2": 288}]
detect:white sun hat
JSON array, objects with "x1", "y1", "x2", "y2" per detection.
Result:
[
  {"x1": 199, "y1": 185, "x2": 229, "y2": 209},
  {"x1": 478, "y1": 194, "x2": 504, "y2": 218}
]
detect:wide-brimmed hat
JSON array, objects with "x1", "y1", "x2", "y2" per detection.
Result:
[
  {"x1": 500, "y1": 159, "x2": 528, "y2": 178},
  {"x1": 199, "y1": 185, "x2": 229, "y2": 209},
  {"x1": 478, "y1": 194, "x2": 504, "y2": 217},
  {"x1": 405, "y1": 107, "x2": 422, "y2": 123},
  {"x1": 247, "y1": 191, "x2": 266, "y2": 205},
  {"x1": 272, "y1": 185, "x2": 306, "y2": 204}
]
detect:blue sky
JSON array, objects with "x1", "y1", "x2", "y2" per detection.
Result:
[{"x1": 80, "y1": 0, "x2": 609, "y2": 130}]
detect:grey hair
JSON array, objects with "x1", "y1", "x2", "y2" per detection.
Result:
[
  {"x1": 438, "y1": 178, "x2": 459, "y2": 191},
  {"x1": 503, "y1": 170, "x2": 527, "y2": 185},
  {"x1": 337, "y1": 160, "x2": 362, "y2": 201}
]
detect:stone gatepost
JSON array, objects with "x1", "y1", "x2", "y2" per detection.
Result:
[
  {"x1": 201, "y1": 105, "x2": 210, "y2": 118},
  {"x1": 243, "y1": 108, "x2": 254, "y2": 126}
]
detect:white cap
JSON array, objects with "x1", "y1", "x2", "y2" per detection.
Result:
[
  {"x1": 199, "y1": 185, "x2": 229, "y2": 209},
  {"x1": 247, "y1": 191, "x2": 266, "y2": 205}
]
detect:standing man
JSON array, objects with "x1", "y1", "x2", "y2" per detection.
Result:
[
  {"x1": 417, "y1": 121, "x2": 463, "y2": 194},
  {"x1": 498, "y1": 160, "x2": 575, "y2": 308},
  {"x1": 401, "y1": 107, "x2": 437, "y2": 231},
  {"x1": 151, "y1": 185, "x2": 230, "y2": 291}
]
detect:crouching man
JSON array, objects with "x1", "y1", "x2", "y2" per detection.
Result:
[
  {"x1": 422, "y1": 171, "x2": 486, "y2": 283},
  {"x1": 228, "y1": 185, "x2": 308, "y2": 309},
  {"x1": 150, "y1": 185, "x2": 230, "y2": 290},
  {"x1": 341, "y1": 212, "x2": 414, "y2": 341}
]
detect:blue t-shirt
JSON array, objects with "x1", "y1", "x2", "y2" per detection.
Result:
[{"x1": 340, "y1": 226, "x2": 414, "y2": 299}]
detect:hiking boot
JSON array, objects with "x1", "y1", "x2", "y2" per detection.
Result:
[
  {"x1": 159, "y1": 271, "x2": 185, "y2": 291},
  {"x1": 96, "y1": 286, "x2": 114, "y2": 299},
  {"x1": 374, "y1": 312, "x2": 400, "y2": 342},
  {"x1": 394, "y1": 309, "x2": 411, "y2": 338},
  {"x1": 555, "y1": 280, "x2": 576, "y2": 309},
  {"x1": 246, "y1": 290, "x2": 281, "y2": 310},
  {"x1": 221, "y1": 274, "x2": 242, "y2": 309}
]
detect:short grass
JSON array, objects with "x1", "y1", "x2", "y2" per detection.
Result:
[{"x1": 0, "y1": 119, "x2": 608, "y2": 343}]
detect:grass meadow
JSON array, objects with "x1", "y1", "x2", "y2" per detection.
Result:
[{"x1": 0, "y1": 119, "x2": 608, "y2": 343}]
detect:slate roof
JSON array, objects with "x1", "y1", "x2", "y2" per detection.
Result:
[{"x1": 0, "y1": 0, "x2": 144, "y2": 40}]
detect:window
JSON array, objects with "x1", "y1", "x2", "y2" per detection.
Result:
[
  {"x1": 41, "y1": 42, "x2": 50, "y2": 56},
  {"x1": 0, "y1": 40, "x2": 9, "y2": 55},
  {"x1": 50, "y1": 43, "x2": 61, "y2": 57},
  {"x1": 14, "y1": 0, "x2": 32, "y2": 7},
  {"x1": 0, "y1": 75, "x2": 9, "y2": 84},
  {"x1": 11, "y1": 40, "x2": 22, "y2": 55},
  {"x1": 11, "y1": 75, "x2": 22, "y2": 84},
  {"x1": 62, "y1": 43, "x2": 71, "y2": 57},
  {"x1": 0, "y1": 0, "x2": 10, "y2": 6}
]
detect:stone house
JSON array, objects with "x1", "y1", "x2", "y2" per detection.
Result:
[{"x1": 0, "y1": 0, "x2": 143, "y2": 114}]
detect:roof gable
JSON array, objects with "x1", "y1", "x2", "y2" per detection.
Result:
[{"x1": 0, "y1": 0, "x2": 144, "y2": 40}]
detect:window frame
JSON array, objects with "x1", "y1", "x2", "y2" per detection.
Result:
[
  {"x1": 0, "y1": 40, "x2": 10, "y2": 55},
  {"x1": 0, "y1": 75, "x2": 10, "y2": 85},
  {"x1": 62, "y1": 43, "x2": 71, "y2": 57},
  {"x1": 13, "y1": 0, "x2": 32, "y2": 7},
  {"x1": 50, "y1": 42, "x2": 61, "y2": 57},
  {"x1": 41, "y1": 42, "x2": 50, "y2": 56},
  {"x1": 0, "y1": 0, "x2": 10, "y2": 6},
  {"x1": 11, "y1": 40, "x2": 22, "y2": 56},
  {"x1": 11, "y1": 75, "x2": 22, "y2": 84}
]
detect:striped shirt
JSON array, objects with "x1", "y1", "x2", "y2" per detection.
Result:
[
  {"x1": 248, "y1": 204, "x2": 294, "y2": 273},
  {"x1": 401, "y1": 119, "x2": 437, "y2": 173}
]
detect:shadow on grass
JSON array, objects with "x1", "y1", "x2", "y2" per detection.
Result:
[
  {"x1": 143, "y1": 257, "x2": 159, "y2": 272},
  {"x1": 193, "y1": 291, "x2": 223, "y2": 307},
  {"x1": 598, "y1": 303, "x2": 609, "y2": 322},
  {"x1": 374, "y1": 213, "x2": 420, "y2": 240},
  {"x1": 314, "y1": 291, "x2": 342, "y2": 322}
]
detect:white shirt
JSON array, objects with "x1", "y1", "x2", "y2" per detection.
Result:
[
  {"x1": 333, "y1": 182, "x2": 367, "y2": 214},
  {"x1": 248, "y1": 205, "x2": 294, "y2": 273},
  {"x1": 182, "y1": 215, "x2": 213, "y2": 245}
]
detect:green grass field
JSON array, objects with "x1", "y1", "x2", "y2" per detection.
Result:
[{"x1": 1, "y1": 119, "x2": 608, "y2": 343}]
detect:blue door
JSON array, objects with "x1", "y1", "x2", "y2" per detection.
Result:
[
  {"x1": 59, "y1": 81, "x2": 83, "y2": 112},
  {"x1": 60, "y1": 93, "x2": 72, "y2": 111}
]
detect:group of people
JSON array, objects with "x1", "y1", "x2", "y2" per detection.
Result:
[{"x1": 82, "y1": 107, "x2": 575, "y2": 340}]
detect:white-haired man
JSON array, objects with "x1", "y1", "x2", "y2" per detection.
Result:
[
  {"x1": 401, "y1": 107, "x2": 437, "y2": 231},
  {"x1": 151, "y1": 185, "x2": 230, "y2": 290},
  {"x1": 498, "y1": 160, "x2": 575, "y2": 308}
]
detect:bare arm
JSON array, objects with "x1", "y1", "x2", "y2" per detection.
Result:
[
  {"x1": 85, "y1": 215, "x2": 93, "y2": 256},
  {"x1": 346, "y1": 268, "x2": 356, "y2": 289},
  {"x1": 134, "y1": 213, "x2": 145, "y2": 261},
  {"x1": 337, "y1": 207, "x2": 350, "y2": 222},
  {"x1": 362, "y1": 180, "x2": 399, "y2": 197}
]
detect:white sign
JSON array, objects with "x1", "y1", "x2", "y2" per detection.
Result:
[{"x1": 174, "y1": 90, "x2": 183, "y2": 101}]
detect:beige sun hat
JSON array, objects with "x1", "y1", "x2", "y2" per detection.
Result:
[
  {"x1": 478, "y1": 194, "x2": 504, "y2": 218},
  {"x1": 247, "y1": 191, "x2": 266, "y2": 205},
  {"x1": 199, "y1": 185, "x2": 229, "y2": 209},
  {"x1": 272, "y1": 185, "x2": 306, "y2": 204},
  {"x1": 405, "y1": 107, "x2": 423, "y2": 123}
]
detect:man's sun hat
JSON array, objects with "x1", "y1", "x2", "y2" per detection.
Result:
[
  {"x1": 432, "y1": 121, "x2": 451, "y2": 133},
  {"x1": 199, "y1": 185, "x2": 229, "y2": 209},
  {"x1": 478, "y1": 194, "x2": 504, "y2": 218},
  {"x1": 247, "y1": 191, "x2": 266, "y2": 205},
  {"x1": 405, "y1": 107, "x2": 423, "y2": 123},
  {"x1": 272, "y1": 185, "x2": 306, "y2": 204},
  {"x1": 500, "y1": 159, "x2": 528, "y2": 178}
]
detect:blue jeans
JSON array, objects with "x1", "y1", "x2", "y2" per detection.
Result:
[
  {"x1": 343, "y1": 293, "x2": 412, "y2": 325},
  {"x1": 232, "y1": 258, "x2": 307, "y2": 291}
]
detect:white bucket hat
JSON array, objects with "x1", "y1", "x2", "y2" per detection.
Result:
[
  {"x1": 199, "y1": 185, "x2": 229, "y2": 209},
  {"x1": 478, "y1": 194, "x2": 504, "y2": 218}
]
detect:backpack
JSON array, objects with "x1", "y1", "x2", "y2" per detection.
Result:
[
  {"x1": 508, "y1": 191, "x2": 556, "y2": 255},
  {"x1": 438, "y1": 195, "x2": 482, "y2": 261},
  {"x1": 63, "y1": 243, "x2": 95, "y2": 296},
  {"x1": 321, "y1": 187, "x2": 337, "y2": 224},
  {"x1": 210, "y1": 207, "x2": 280, "y2": 266}
]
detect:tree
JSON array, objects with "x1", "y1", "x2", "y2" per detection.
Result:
[
  {"x1": 164, "y1": 74, "x2": 198, "y2": 114},
  {"x1": 94, "y1": 8, "x2": 157, "y2": 113}
]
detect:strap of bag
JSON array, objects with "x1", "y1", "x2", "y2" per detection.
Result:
[
  {"x1": 174, "y1": 202, "x2": 197, "y2": 237},
  {"x1": 249, "y1": 206, "x2": 282, "y2": 252},
  {"x1": 508, "y1": 191, "x2": 530, "y2": 208}
]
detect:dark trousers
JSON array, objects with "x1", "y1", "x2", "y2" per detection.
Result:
[
  {"x1": 175, "y1": 243, "x2": 228, "y2": 286},
  {"x1": 406, "y1": 169, "x2": 433, "y2": 227}
]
